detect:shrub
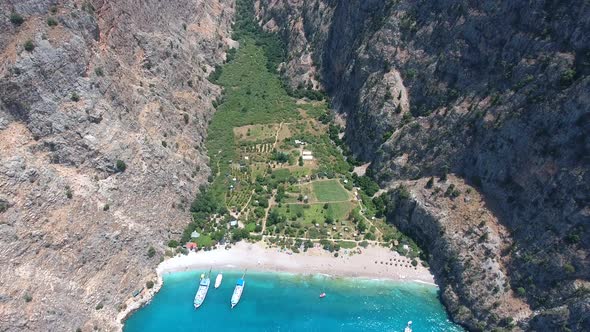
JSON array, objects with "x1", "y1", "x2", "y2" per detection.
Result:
[
  {"x1": 115, "y1": 160, "x2": 126, "y2": 172},
  {"x1": 397, "y1": 185, "x2": 411, "y2": 200},
  {"x1": 560, "y1": 69, "x2": 576, "y2": 87},
  {"x1": 183, "y1": 113, "x2": 189, "y2": 124},
  {"x1": 516, "y1": 287, "x2": 526, "y2": 297},
  {"x1": 47, "y1": 17, "x2": 58, "y2": 27},
  {"x1": 103, "y1": 204, "x2": 109, "y2": 211},
  {"x1": 94, "y1": 67, "x2": 104, "y2": 76},
  {"x1": 445, "y1": 184, "x2": 460, "y2": 198},
  {"x1": 65, "y1": 186, "x2": 73, "y2": 199},
  {"x1": 564, "y1": 263, "x2": 576, "y2": 274},
  {"x1": 146, "y1": 280, "x2": 154, "y2": 289},
  {"x1": 24, "y1": 294, "x2": 32, "y2": 302},
  {"x1": 23, "y1": 40, "x2": 35, "y2": 52},
  {"x1": 359, "y1": 240, "x2": 369, "y2": 248},
  {"x1": 411, "y1": 259, "x2": 418, "y2": 267},
  {"x1": 10, "y1": 13, "x2": 24, "y2": 25},
  {"x1": 167, "y1": 240, "x2": 179, "y2": 248},
  {"x1": 0, "y1": 201, "x2": 8, "y2": 213},
  {"x1": 70, "y1": 92, "x2": 80, "y2": 102},
  {"x1": 425, "y1": 177, "x2": 434, "y2": 189},
  {"x1": 147, "y1": 246, "x2": 156, "y2": 258},
  {"x1": 95, "y1": 302, "x2": 103, "y2": 310}
]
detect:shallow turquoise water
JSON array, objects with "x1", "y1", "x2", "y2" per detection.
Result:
[{"x1": 124, "y1": 271, "x2": 463, "y2": 332}]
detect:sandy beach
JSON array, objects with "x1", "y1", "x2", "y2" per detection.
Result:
[{"x1": 157, "y1": 241, "x2": 435, "y2": 284}]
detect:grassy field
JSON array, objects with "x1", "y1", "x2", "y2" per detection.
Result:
[
  {"x1": 312, "y1": 180, "x2": 350, "y2": 202},
  {"x1": 278, "y1": 201, "x2": 353, "y2": 225}
]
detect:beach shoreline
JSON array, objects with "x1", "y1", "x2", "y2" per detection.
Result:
[
  {"x1": 117, "y1": 241, "x2": 436, "y2": 330},
  {"x1": 158, "y1": 241, "x2": 435, "y2": 284}
]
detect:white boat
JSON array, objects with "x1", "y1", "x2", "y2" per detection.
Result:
[
  {"x1": 404, "y1": 321, "x2": 413, "y2": 332},
  {"x1": 215, "y1": 273, "x2": 223, "y2": 289},
  {"x1": 194, "y1": 269, "x2": 211, "y2": 309},
  {"x1": 231, "y1": 271, "x2": 246, "y2": 308}
]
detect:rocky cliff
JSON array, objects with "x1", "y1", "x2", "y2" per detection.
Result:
[
  {"x1": 257, "y1": 0, "x2": 589, "y2": 330},
  {"x1": 0, "y1": 0, "x2": 233, "y2": 330}
]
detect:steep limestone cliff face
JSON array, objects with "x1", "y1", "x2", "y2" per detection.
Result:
[
  {"x1": 0, "y1": 0, "x2": 233, "y2": 330},
  {"x1": 257, "y1": 0, "x2": 589, "y2": 330}
]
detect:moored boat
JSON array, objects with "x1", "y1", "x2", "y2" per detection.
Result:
[
  {"x1": 231, "y1": 271, "x2": 246, "y2": 308},
  {"x1": 215, "y1": 273, "x2": 223, "y2": 289},
  {"x1": 319, "y1": 292, "x2": 326, "y2": 298},
  {"x1": 194, "y1": 269, "x2": 212, "y2": 309}
]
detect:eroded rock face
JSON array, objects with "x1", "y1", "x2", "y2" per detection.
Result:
[
  {"x1": 258, "y1": 0, "x2": 589, "y2": 330},
  {"x1": 0, "y1": 1, "x2": 234, "y2": 330}
]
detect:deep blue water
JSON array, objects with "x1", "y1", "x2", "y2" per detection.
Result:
[{"x1": 124, "y1": 271, "x2": 463, "y2": 332}]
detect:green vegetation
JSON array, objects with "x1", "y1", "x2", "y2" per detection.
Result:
[
  {"x1": 147, "y1": 246, "x2": 156, "y2": 258},
  {"x1": 564, "y1": 263, "x2": 576, "y2": 274},
  {"x1": 174, "y1": 0, "x2": 421, "y2": 257},
  {"x1": 0, "y1": 201, "x2": 8, "y2": 213},
  {"x1": 95, "y1": 67, "x2": 104, "y2": 77},
  {"x1": 352, "y1": 174, "x2": 380, "y2": 196},
  {"x1": 24, "y1": 293, "x2": 32, "y2": 302},
  {"x1": 23, "y1": 40, "x2": 35, "y2": 52},
  {"x1": 65, "y1": 186, "x2": 73, "y2": 199},
  {"x1": 95, "y1": 302, "x2": 103, "y2": 310},
  {"x1": 10, "y1": 13, "x2": 24, "y2": 25},
  {"x1": 71, "y1": 92, "x2": 80, "y2": 102},
  {"x1": 312, "y1": 180, "x2": 349, "y2": 202},
  {"x1": 206, "y1": 39, "x2": 299, "y2": 201},
  {"x1": 167, "y1": 240, "x2": 179, "y2": 248},
  {"x1": 47, "y1": 17, "x2": 58, "y2": 27},
  {"x1": 115, "y1": 160, "x2": 126, "y2": 172},
  {"x1": 560, "y1": 69, "x2": 576, "y2": 87},
  {"x1": 146, "y1": 280, "x2": 154, "y2": 289}
]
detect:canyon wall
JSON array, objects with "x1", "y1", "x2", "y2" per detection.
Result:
[
  {"x1": 0, "y1": 0, "x2": 234, "y2": 330},
  {"x1": 257, "y1": 0, "x2": 589, "y2": 330}
]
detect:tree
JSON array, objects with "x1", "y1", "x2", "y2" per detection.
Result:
[
  {"x1": 146, "y1": 280, "x2": 154, "y2": 289},
  {"x1": 231, "y1": 228, "x2": 250, "y2": 242},
  {"x1": 357, "y1": 220, "x2": 367, "y2": 233},
  {"x1": 167, "y1": 240, "x2": 179, "y2": 248}
]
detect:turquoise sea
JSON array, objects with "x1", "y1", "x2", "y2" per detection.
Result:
[{"x1": 124, "y1": 271, "x2": 464, "y2": 332}]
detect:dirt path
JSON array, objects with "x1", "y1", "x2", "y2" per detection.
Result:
[
  {"x1": 272, "y1": 122, "x2": 283, "y2": 149},
  {"x1": 240, "y1": 190, "x2": 255, "y2": 220},
  {"x1": 260, "y1": 190, "x2": 276, "y2": 233}
]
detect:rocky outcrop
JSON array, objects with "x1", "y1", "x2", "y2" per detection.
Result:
[
  {"x1": 0, "y1": 1, "x2": 233, "y2": 330},
  {"x1": 257, "y1": 0, "x2": 589, "y2": 330}
]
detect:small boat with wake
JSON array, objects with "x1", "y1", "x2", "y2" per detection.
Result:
[
  {"x1": 404, "y1": 321, "x2": 413, "y2": 332},
  {"x1": 231, "y1": 270, "x2": 246, "y2": 309},
  {"x1": 215, "y1": 273, "x2": 223, "y2": 289},
  {"x1": 194, "y1": 268, "x2": 211, "y2": 309},
  {"x1": 319, "y1": 292, "x2": 326, "y2": 298}
]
